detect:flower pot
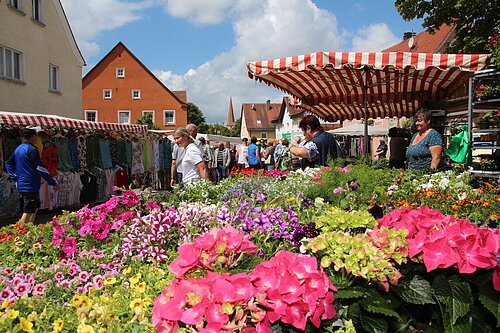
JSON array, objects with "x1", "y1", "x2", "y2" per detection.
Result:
[{"x1": 478, "y1": 121, "x2": 490, "y2": 129}]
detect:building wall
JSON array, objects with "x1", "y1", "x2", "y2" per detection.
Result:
[
  {"x1": 82, "y1": 45, "x2": 187, "y2": 130},
  {"x1": 248, "y1": 129, "x2": 276, "y2": 140},
  {"x1": 240, "y1": 113, "x2": 250, "y2": 139},
  {"x1": 0, "y1": 0, "x2": 83, "y2": 118}
]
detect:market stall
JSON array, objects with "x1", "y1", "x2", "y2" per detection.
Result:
[
  {"x1": 247, "y1": 52, "x2": 490, "y2": 155},
  {"x1": 0, "y1": 111, "x2": 172, "y2": 217}
]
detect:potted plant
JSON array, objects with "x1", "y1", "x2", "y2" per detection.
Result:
[{"x1": 477, "y1": 110, "x2": 499, "y2": 128}]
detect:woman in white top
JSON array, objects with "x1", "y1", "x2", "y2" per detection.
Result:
[{"x1": 173, "y1": 128, "x2": 208, "y2": 184}]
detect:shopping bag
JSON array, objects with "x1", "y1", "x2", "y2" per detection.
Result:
[{"x1": 446, "y1": 125, "x2": 470, "y2": 163}]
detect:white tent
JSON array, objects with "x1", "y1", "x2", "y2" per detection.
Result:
[{"x1": 328, "y1": 123, "x2": 388, "y2": 136}]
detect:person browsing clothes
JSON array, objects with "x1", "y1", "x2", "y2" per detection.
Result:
[
  {"x1": 5, "y1": 126, "x2": 60, "y2": 223},
  {"x1": 289, "y1": 115, "x2": 340, "y2": 169},
  {"x1": 172, "y1": 128, "x2": 208, "y2": 185}
]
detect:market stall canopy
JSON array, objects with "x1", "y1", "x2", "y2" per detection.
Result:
[
  {"x1": 328, "y1": 123, "x2": 388, "y2": 136},
  {"x1": 247, "y1": 52, "x2": 490, "y2": 121},
  {"x1": 0, "y1": 111, "x2": 148, "y2": 132}
]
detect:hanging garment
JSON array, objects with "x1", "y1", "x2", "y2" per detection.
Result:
[
  {"x1": 77, "y1": 136, "x2": 88, "y2": 169},
  {"x1": 131, "y1": 140, "x2": 144, "y2": 175},
  {"x1": 41, "y1": 144, "x2": 59, "y2": 176},
  {"x1": 86, "y1": 137, "x2": 101, "y2": 169},
  {"x1": 99, "y1": 139, "x2": 113, "y2": 169},
  {"x1": 54, "y1": 138, "x2": 73, "y2": 172},
  {"x1": 80, "y1": 171, "x2": 98, "y2": 204},
  {"x1": 142, "y1": 140, "x2": 151, "y2": 172},
  {"x1": 68, "y1": 137, "x2": 80, "y2": 171}
]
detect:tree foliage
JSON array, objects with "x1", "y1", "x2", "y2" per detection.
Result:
[
  {"x1": 187, "y1": 102, "x2": 206, "y2": 127},
  {"x1": 229, "y1": 118, "x2": 242, "y2": 137},
  {"x1": 136, "y1": 112, "x2": 161, "y2": 130},
  {"x1": 395, "y1": 0, "x2": 500, "y2": 53}
]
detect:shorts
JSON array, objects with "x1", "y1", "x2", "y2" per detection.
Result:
[{"x1": 20, "y1": 192, "x2": 40, "y2": 213}]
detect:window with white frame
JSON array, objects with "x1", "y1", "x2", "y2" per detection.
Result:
[
  {"x1": 103, "y1": 89, "x2": 112, "y2": 99},
  {"x1": 48, "y1": 63, "x2": 60, "y2": 92},
  {"x1": 132, "y1": 89, "x2": 140, "y2": 100},
  {"x1": 9, "y1": 0, "x2": 23, "y2": 11},
  {"x1": 142, "y1": 110, "x2": 154, "y2": 122},
  {"x1": 0, "y1": 45, "x2": 23, "y2": 81},
  {"x1": 118, "y1": 110, "x2": 130, "y2": 124},
  {"x1": 85, "y1": 110, "x2": 98, "y2": 122},
  {"x1": 32, "y1": 0, "x2": 42, "y2": 22},
  {"x1": 163, "y1": 110, "x2": 175, "y2": 125},
  {"x1": 261, "y1": 133, "x2": 267, "y2": 138},
  {"x1": 116, "y1": 68, "x2": 125, "y2": 78},
  {"x1": 256, "y1": 120, "x2": 262, "y2": 124}
]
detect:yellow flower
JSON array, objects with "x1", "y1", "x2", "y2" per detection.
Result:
[
  {"x1": 286, "y1": 197, "x2": 295, "y2": 202},
  {"x1": 133, "y1": 282, "x2": 146, "y2": 294},
  {"x1": 52, "y1": 318, "x2": 64, "y2": 332},
  {"x1": 1, "y1": 299, "x2": 11, "y2": 309},
  {"x1": 71, "y1": 295, "x2": 83, "y2": 308},
  {"x1": 129, "y1": 298, "x2": 144, "y2": 310},
  {"x1": 7, "y1": 309, "x2": 19, "y2": 319},
  {"x1": 129, "y1": 273, "x2": 141, "y2": 285},
  {"x1": 122, "y1": 267, "x2": 131, "y2": 275},
  {"x1": 32, "y1": 243, "x2": 42, "y2": 249},
  {"x1": 80, "y1": 296, "x2": 93, "y2": 307},
  {"x1": 19, "y1": 317, "x2": 34, "y2": 332},
  {"x1": 77, "y1": 323, "x2": 95, "y2": 333},
  {"x1": 99, "y1": 295, "x2": 110, "y2": 303},
  {"x1": 108, "y1": 313, "x2": 118, "y2": 321},
  {"x1": 103, "y1": 277, "x2": 116, "y2": 285},
  {"x1": 27, "y1": 311, "x2": 37, "y2": 322}
]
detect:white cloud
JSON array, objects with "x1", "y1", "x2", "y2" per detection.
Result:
[
  {"x1": 351, "y1": 23, "x2": 401, "y2": 52},
  {"x1": 62, "y1": 0, "x2": 403, "y2": 123},
  {"x1": 154, "y1": 0, "x2": 344, "y2": 122},
  {"x1": 159, "y1": 0, "x2": 235, "y2": 24},
  {"x1": 60, "y1": 0, "x2": 153, "y2": 59}
]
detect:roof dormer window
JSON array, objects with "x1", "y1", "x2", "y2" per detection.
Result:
[{"x1": 256, "y1": 120, "x2": 262, "y2": 124}]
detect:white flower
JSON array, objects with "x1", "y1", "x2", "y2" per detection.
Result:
[
  {"x1": 457, "y1": 192, "x2": 467, "y2": 201},
  {"x1": 454, "y1": 181, "x2": 465, "y2": 188},
  {"x1": 439, "y1": 178, "x2": 450, "y2": 189},
  {"x1": 314, "y1": 197, "x2": 325, "y2": 207}
]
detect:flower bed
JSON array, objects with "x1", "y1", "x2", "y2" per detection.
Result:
[{"x1": 0, "y1": 165, "x2": 498, "y2": 332}]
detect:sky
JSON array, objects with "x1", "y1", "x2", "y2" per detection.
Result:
[{"x1": 60, "y1": 0, "x2": 425, "y2": 123}]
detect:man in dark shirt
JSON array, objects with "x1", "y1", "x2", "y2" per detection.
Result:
[
  {"x1": 289, "y1": 115, "x2": 340, "y2": 169},
  {"x1": 5, "y1": 126, "x2": 59, "y2": 223}
]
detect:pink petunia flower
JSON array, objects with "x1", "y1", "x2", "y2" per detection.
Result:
[
  {"x1": 32, "y1": 283, "x2": 46, "y2": 295},
  {"x1": 61, "y1": 237, "x2": 77, "y2": 257}
]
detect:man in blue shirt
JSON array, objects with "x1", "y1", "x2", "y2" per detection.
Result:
[{"x1": 5, "y1": 126, "x2": 59, "y2": 223}]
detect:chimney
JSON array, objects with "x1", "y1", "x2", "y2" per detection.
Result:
[{"x1": 403, "y1": 32, "x2": 416, "y2": 40}]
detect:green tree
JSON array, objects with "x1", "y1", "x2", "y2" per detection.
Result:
[
  {"x1": 136, "y1": 112, "x2": 161, "y2": 130},
  {"x1": 187, "y1": 102, "x2": 206, "y2": 126},
  {"x1": 206, "y1": 123, "x2": 231, "y2": 136},
  {"x1": 229, "y1": 118, "x2": 241, "y2": 137},
  {"x1": 395, "y1": 0, "x2": 500, "y2": 53}
]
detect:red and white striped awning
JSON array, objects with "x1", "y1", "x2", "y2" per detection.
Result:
[
  {"x1": 247, "y1": 52, "x2": 490, "y2": 121},
  {"x1": 0, "y1": 111, "x2": 148, "y2": 132}
]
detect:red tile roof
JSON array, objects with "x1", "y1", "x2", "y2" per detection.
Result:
[
  {"x1": 383, "y1": 24, "x2": 456, "y2": 53},
  {"x1": 273, "y1": 96, "x2": 306, "y2": 123},
  {"x1": 241, "y1": 102, "x2": 281, "y2": 130}
]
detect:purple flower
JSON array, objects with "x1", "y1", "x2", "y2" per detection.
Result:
[
  {"x1": 368, "y1": 204, "x2": 385, "y2": 220},
  {"x1": 347, "y1": 179, "x2": 360, "y2": 191}
]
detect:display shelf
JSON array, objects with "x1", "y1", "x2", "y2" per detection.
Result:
[{"x1": 467, "y1": 69, "x2": 500, "y2": 177}]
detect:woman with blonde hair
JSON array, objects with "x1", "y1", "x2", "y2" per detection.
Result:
[{"x1": 171, "y1": 128, "x2": 208, "y2": 185}]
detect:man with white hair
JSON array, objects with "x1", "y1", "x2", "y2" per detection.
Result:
[{"x1": 214, "y1": 142, "x2": 230, "y2": 182}]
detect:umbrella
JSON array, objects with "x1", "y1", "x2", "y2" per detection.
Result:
[
  {"x1": 328, "y1": 123, "x2": 388, "y2": 136},
  {"x1": 247, "y1": 51, "x2": 490, "y2": 154}
]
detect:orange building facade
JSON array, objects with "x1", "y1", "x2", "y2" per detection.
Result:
[{"x1": 82, "y1": 42, "x2": 187, "y2": 130}]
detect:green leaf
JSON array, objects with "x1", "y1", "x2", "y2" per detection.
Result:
[
  {"x1": 360, "y1": 296, "x2": 403, "y2": 321},
  {"x1": 335, "y1": 287, "x2": 367, "y2": 299},
  {"x1": 395, "y1": 275, "x2": 435, "y2": 304},
  {"x1": 442, "y1": 311, "x2": 472, "y2": 333},
  {"x1": 432, "y1": 275, "x2": 473, "y2": 324},
  {"x1": 470, "y1": 306, "x2": 494, "y2": 332},
  {"x1": 361, "y1": 315, "x2": 388, "y2": 333},
  {"x1": 347, "y1": 302, "x2": 362, "y2": 321},
  {"x1": 478, "y1": 285, "x2": 500, "y2": 327}
]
